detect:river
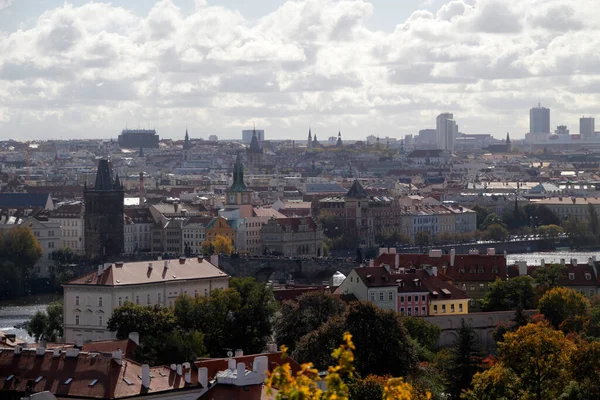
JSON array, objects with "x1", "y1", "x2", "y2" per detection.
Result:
[
  {"x1": 0, "y1": 293, "x2": 60, "y2": 343},
  {"x1": 506, "y1": 251, "x2": 600, "y2": 266}
]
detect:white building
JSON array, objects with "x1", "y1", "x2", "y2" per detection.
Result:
[
  {"x1": 62, "y1": 257, "x2": 229, "y2": 342},
  {"x1": 182, "y1": 216, "x2": 211, "y2": 255},
  {"x1": 123, "y1": 207, "x2": 154, "y2": 254},
  {"x1": 50, "y1": 204, "x2": 85, "y2": 255},
  {"x1": 23, "y1": 217, "x2": 61, "y2": 278},
  {"x1": 436, "y1": 113, "x2": 458, "y2": 153}
]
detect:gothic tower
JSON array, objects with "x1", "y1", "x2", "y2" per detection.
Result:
[
  {"x1": 246, "y1": 126, "x2": 263, "y2": 167},
  {"x1": 307, "y1": 127, "x2": 313, "y2": 150},
  {"x1": 84, "y1": 159, "x2": 124, "y2": 259},
  {"x1": 225, "y1": 153, "x2": 254, "y2": 218},
  {"x1": 336, "y1": 131, "x2": 343, "y2": 147},
  {"x1": 183, "y1": 128, "x2": 192, "y2": 161}
]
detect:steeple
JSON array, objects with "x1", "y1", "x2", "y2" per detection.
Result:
[
  {"x1": 506, "y1": 132, "x2": 512, "y2": 152},
  {"x1": 248, "y1": 126, "x2": 262, "y2": 153},
  {"x1": 93, "y1": 159, "x2": 115, "y2": 191},
  {"x1": 345, "y1": 179, "x2": 367, "y2": 198},
  {"x1": 307, "y1": 127, "x2": 313, "y2": 150},
  {"x1": 183, "y1": 127, "x2": 191, "y2": 150},
  {"x1": 229, "y1": 152, "x2": 248, "y2": 192},
  {"x1": 336, "y1": 130, "x2": 343, "y2": 147},
  {"x1": 506, "y1": 132, "x2": 511, "y2": 144}
]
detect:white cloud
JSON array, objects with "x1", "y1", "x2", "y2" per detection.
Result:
[
  {"x1": 0, "y1": 0, "x2": 12, "y2": 11},
  {"x1": 0, "y1": 0, "x2": 599, "y2": 140}
]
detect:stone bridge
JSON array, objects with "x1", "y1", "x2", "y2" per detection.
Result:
[
  {"x1": 423, "y1": 310, "x2": 535, "y2": 354},
  {"x1": 217, "y1": 256, "x2": 357, "y2": 284}
]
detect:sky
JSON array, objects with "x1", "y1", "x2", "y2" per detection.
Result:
[{"x1": 0, "y1": 0, "x2": 598, "y2": 141}]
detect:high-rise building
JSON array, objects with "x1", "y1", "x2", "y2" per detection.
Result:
[
  {"x1": 242, "y1": 129, "x2": 264, "y2": 144},
  {"x1": 436, "y1": 113, "x2": 458, "y2": 153},
  {"x1": 530, "y1": 103, "x2": 550, "y2": 134},
  {"x1": 84, "y1": 159, "x2": 124, "y2": 259},
  {"x1": 580, "y1": 117, "x2": 595, "y2": 140},
  {"x1": 118, "y1": 129, "x2": 159, "y2": 149}
]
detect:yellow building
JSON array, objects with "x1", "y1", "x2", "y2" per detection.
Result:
[
  {"x1": 429, "y1": 294, "x2": 469, "y2": 316},
  {"x1": 206, "y1": 216, "x2": 236, "y2": 247}
]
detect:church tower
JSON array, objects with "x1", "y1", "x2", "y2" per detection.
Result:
[
  {"x1": 307, "y1": 127, "x2": 313, "y2": 150},
  {"x1": 84, "y1": 159, "x2": 124, "y2": 259},
  {"x1": 506, "y1": 132, "x2": 512, "y2": 152},
  {"x1": 246, "y1": 126, "x2": 263, "y2": 167},
  {"x1": 225, "y1": 153, "x2": 254, "y2": 218},
  {"x1": 183, "y1": 128, "x2": 192, "y2": 161},
  {"x1": 336, "y1": 131, "x2": 343, "y2": 147}
]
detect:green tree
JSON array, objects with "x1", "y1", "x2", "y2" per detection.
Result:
[
  {"x1": 570, "y1": 339, "x2": 600, "y2": 399},
  {"x1": 401, "y1": 316, "x2": 441, "y2": 353},
  {"x1": 538, "y1": 286, "x2": 590, "y2": 332},
  {"x1": 107, "y1": 302, "x2": 177, "y2": 340},
  {"x1": 485, "y1": 224, "x2": 509, "y2": 241},
  {"x1": 562, "y1": 217, "x2": 594, "y2": 249},
  {"x1": 294, "y1": 301, "x2": 418, "y2": 377},
  {"x1": 480, "y1": 276, "x2": 536, "y2": 312},
  {"x1": 0, "y1": 261, "x2": 21, "y2": 300},
  {"x1": 3, "y1": 226, "x2": 43, "y2": 282},
  {"x1": 133, "y1": 330, "x2": 207, "y2": 366},
  {"x1": 472, "y1": 205, "x2": 490, "y2": 230},
  {"x1": 414, "y1": 232, "x2": 431, "y2": 248},
  {"x1": 200, "y1": 240, "x2": 213, "y2": 255},
  {"x1": 462, "y1": 364, "x2": 520, "y2": 400},
  {"x1": 26, "y1": 300, "x2": 64, "y2": 342},
  {"x1": 275, "y1": 291, "x2": 347, "y2": 353},
  {"x1": 445, "y1": 320, "x2": 483, "y2": 399},
  {"x1": 532, "y1": 263, "x2": 566, "y2": 294},
  {"x1": 480, "y1": 213, "x2": 504, "y2": 230},
  {"x1": 587, "y1": 202, "x2": 600, "y2": 242}
]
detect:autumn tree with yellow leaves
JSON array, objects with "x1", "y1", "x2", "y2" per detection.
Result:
[{"x1": 265, "y1": 332, "x2": 431, "y2": 400}]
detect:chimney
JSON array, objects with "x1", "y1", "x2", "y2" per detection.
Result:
[
  {"x1": 139, "y1": 172, "x2": 145, "y2": 203},
  {"x1": 198, "y1": 367, "x2": 208, "y2": 388},
  {"x1": 115, "y1": 261, "x2": 124, "y2": 268},
  {"x1": 237, "y1": 362, "x2": 245, "y2": 381},
  {"x1": 210, "y1": 254, "x2": 219, "y2": 268},
  {"x1": 369, "y1": 259, "x2": 374, "y2": 267},
  {"x1": 450, "y1": 248, "x2": 456, "y2": 267},
  {"x1": 253, "y1": 356, "x2": 269, "y2": 376},
  {"x1": 197, "y1": 256, "x2": 204, "y2": 262},
  {"x1": 98, "y1": 264, "x2": 104, "y2": 276},
  {"x1": 234, "y1": 349, "x2": 243, "y2": 357},
  {"x1": 389, "y1": 248, "x2": 396, "y2": 254},
  {"x1": 179, "y1": 256, "x2": 186, "y2": 265},
  {"x1": 148, "y1": 262, "x2": 153, "y2": 270},
  {"x1": 431, "y1": 266, "x2": 438, "y2": 276},
  {"x1": 142, "y1": 364, "x2": 150, "y2": 388},
  {"x1": 560, "y1": 259, "x2": 565, "y2": 266},
  {"x1": 517, "y1": 261, "x2": 527, "y2": 276},
  {"x1": 487, "y1": 248, "x2": 496, "y2": 256},
  {"x1": 228, "y1": 358, "x2": 236, "y2": 371},
  {"x1": 541, "y1": 258, "x2": 545, "y2": 268},
  {"x1": 379, "y1": 248, "x2": 388, "y2": 256},
  {"x1": 74, "y1": 335, "x2": 84, "y2": 348},
  {"x1": 176, "y1": 364, "x2": 183, "y2": 376},
  {"x1": 14, "y1": 345, "x2": 23, "y2": 355},
  {"x1": 36, "y1": 346, "x2": 46, "y2": 356},
  {"x1": 267, "y1": 343, "x2": 278, "y2": 353},
  {"x1": 572, "y1": 258, "x2": 577, "y2": 266},
  {"x1": 183, "y1": 362, "x2": 191, "y2": 384},
  {"x1": 170, "y1": 364, "x2": 177, "y2": 371},
  {"x1": 589, "y1": 257, "x2": 595, "y2": 266},
  {"x1": 66, "y1": 348, "x2": 80, "y2": 358},
  {"x1": 128, "y1": 332, "x2": 140, "y2": 345},
  {"x1": 112, "y1": 349, "x2": 122, "y2": 362},
  {"x1": 53, "y1": 348, "x2": 62, "y2": 357}
]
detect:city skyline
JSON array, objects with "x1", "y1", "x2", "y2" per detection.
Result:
[{"x1": 1, "y1": 0, "x2": 600, "y2": 140}]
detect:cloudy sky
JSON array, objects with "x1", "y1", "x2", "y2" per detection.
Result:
[{"x1": 0, "y1": 0, "x2": 598, "y2": 141}]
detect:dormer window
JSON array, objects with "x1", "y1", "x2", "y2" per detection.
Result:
[
  {"x1": 585, "y1": 273, "x2": 592, "y2": 280},
  {"x1": 569, "y1": 273, "x2": 575, "y2": 280}
]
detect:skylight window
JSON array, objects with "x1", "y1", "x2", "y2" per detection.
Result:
[
  {"x1": 64, "y1": 378, "x2": 73, "y2": 385},
  {"x1": 35, "y1": 376, "x2": 43, "y2": 383},
  {"x1": 89, "y1": 379, "x2": 98, "y2": 387},
  {"x1": 6, "y1": 375, "x2": 14, "y2": 382},
  {"x1": 123, "y1": 377, "x2": 134, "y2": 385}
]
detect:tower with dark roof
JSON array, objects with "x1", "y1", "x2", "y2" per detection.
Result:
[
  {"x1": 183, "y1": 128, "x2": 192, "y2": 161},
  {"x1": 344, "y1": 179, "x2": 371, "y2": 247},
  {"x1": 225, "y1": 153, "x2": 254, "y2": 218},
  {"x1": 307, "y1": 127, "x2": 312, "y2": 150},
  {"x1": 84, "y1": 159, "x2": 124, "y2": 259},
  {"x1": 336, "y1": 131, "x2": 343, "y2": 147},
  {"x1": 246, "y1": 126, "x2": 263, "y2": 167},
  {"x1": 506, "y1": 132, "x2": 512, "y2": 152}
]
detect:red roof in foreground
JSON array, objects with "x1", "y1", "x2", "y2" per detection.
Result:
[{"x1": 195, "y1": 352, "x2": 301, "y2": 382}]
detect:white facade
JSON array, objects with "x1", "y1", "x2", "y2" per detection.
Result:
[
  {"x1": 436, "y1": 113, "x2": 458, "y2": 153},
  {"x1": 25, "y1": 218, "x2": 61, "y2": 278},
  {"x1": 236, "y1": 216, "x2": 269, "y2": 255},
  {"x1": 53, "y1": 216, "x2": 84, "y2": 255},
  {"x1": 63, "y1": 258, "x2": 229, "y2": 343},
  {"x1": 182, "y1": 221, "x2": 207, "y2": 255},
  {"x1": 124, "y1": 222, "x2": 153, "y2": 254}
]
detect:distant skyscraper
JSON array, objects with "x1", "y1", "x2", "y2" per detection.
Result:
[
  {"x1": 242, "y1": 129, "x2": 264, "y2": 144},
  {"x1": 436, "y1": 113, "x2": 458, "y2": 153},
  {"x1": 530, "y1": 103, "x2": 550, "y2": 134},
  {"x1": 580, "y1": 117, "x2": 595, "y2": 140}
]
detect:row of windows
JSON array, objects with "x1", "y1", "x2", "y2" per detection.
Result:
[
  {"x1": 74, "y1": 314, "x2": 103, "y2": 326},
  {"x1": 400, "y1": 307, "x2": 425, "y2": 316},
  {"x1": 183, "y1": 233, "x2": 205, "y2": 239},
  {"x1": 432, "y1": 303, "x2": 463, "y2": 313},
  {"x1": 77, "y1": 296, "x2": 103, "y2": 307},
  {"x1": 399, "y1": 295, "x2": 427, "y2": 303}
]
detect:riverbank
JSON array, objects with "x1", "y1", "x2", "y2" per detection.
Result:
[{"x1": 0, "y1": 293, "x2": 60, "y2": 343}]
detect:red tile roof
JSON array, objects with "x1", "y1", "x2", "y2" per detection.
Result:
[
  {"x1": 508, "y1": 263, "x2": 599, "y2": 287},
  {"x1": 194, "y1": 352, "x2": 300, "y2": 382}
]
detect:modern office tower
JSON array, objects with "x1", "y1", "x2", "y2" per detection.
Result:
[
  {"x1": 580, "y1": 117, "x2": 595, "y2": 140},
  {"x1": 530, "y1": 103, "x2": 550, "y2": 134},
  {"x1": 436, "y1": 113, "x2": 458, "y2": 153},
  {"x1": 118, "y1": 129, "x2": 159, "y2": 149}
]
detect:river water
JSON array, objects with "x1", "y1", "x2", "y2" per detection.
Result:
[
  {"x1": 506, "y1": 251, "x2": 600, "y2": 266},
  {"x1": 0, "y1": 294, "x2": 60, "y2": 343}
]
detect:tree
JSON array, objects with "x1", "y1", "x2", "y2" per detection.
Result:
[
  {"x1": 2, "y1": 226, "x2": 43, "y2": 282},
  {"x1": 401, "y1": 316, "x2": 441, "y2": 353},
  {"x1": 349, "y1": 375, "x2": 387, "y2": 400},
  {"x1": 133, "y1": 330, "x2": 207, "y2": 366},
  {"x1": 107, "y1": 302, "x2": 177, "y2": 340},
  {"x1": 587, "y1": 202, "x2": 600, "y2": 242},
  {"x1": 294, "y1": 301, "x2": 418, "y2": 378},
  {"x1": 445, "y1": 319, "x2": 483, "y2": 399},
  {"x1": 0, "y1": 261, "x2": 22, "y2": 300},
  {"x1": 463, "y1": 364, "x2": 520, "y2": 400},
  {"x1": 472, "y1": 205, "x2": 490, "y2": 230},
  {"x1": 498, "y1": 321, "x2": 574, "y2": 400},
  {"x1": 479, "y1": 276, "x2": 536, "y2": 312},
  {"x1": 480, "y1": 213, "x2": 504, "y2": 230},
  {"x1": 562, "y1": 217, "x2": 594, "y2": 249},
  {"x1": 414, "y1": 232, "x2": 431, "y2": 248},
  {"x1": 532, "y1": 263, "x2": 566, "y2": 294},
  {"x1": 212, "y1": 234, "x2": 234, "y2": 255},
  {"x1": 570, "y1": 339, "x2": 600, "y2": 399},
  {"x1": 275, "y1": 291, "x2": 347, "y2": 353},
  {"x1": 537, "y1": 286, "x2": 590, "y2": 332},
  {"x1": 485, "y1": 224, "x2": 509, "y2": 241},
  {"x1": 536, "y1": 224, "x2": 563, "y2": 248},
  {"x1": 200, "y1": 240, "x2": 213, "y2": 255},
  {"x1": 266, "y1": 332, "x2": 427, "y2": 400},
  {"x1": 26, "y1": 300, "x2": 64, "y2": 342}
]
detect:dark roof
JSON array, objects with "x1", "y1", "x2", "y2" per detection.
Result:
[
  {"x1": 92, "y1": 159, "x2": 122, "y2": 191},
  {"x1": 407, "y1": 149, "x2": 445, "y2": 158},
  {"x1": 304, "y1": 183, "x2": 346, "y2": 194},
  {"x1": 248, "y1": 130, "x2": 263, "y2": 154},
  {"x1": 267, "y1": 217, "x2": 318, "y2": 232},
  {"x1": 508, "y1": 263, "x2": 599, "y2": 287},
  {"x1": 0, "y1": 193, "x2": 51, "y2": 209},
  {"x1": 228, "y1": 153, "x2": 249, "y2": 192},
  {"x1": 345, "y1": 180, "x2": 367, "y2": 198}
]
